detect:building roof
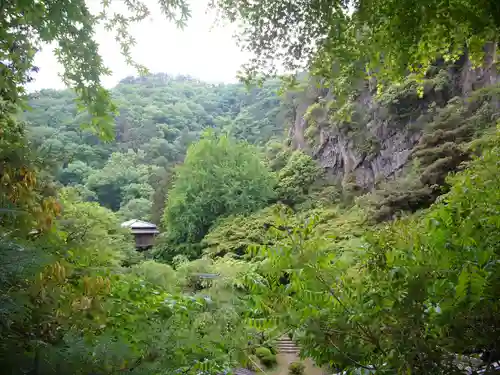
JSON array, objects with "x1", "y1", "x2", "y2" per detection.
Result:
[{"x1": 121, "y1": 219, "x2": 159, "y2": 234}]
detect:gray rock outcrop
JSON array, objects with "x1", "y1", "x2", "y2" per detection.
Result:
[{"x1": 288, "y1": 45, "x2": 499, "y2": 191}]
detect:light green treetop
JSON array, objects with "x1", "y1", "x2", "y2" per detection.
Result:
[{"x1": 161, "y1": 131, "x2": 276, "y2": 258}]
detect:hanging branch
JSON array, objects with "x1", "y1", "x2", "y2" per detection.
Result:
[{"x1": 316, "y1": 273, "x2": 387, "y2": 357}]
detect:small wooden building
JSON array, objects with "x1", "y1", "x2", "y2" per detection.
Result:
[{"x1": 121, "y1": 219, "x2": 159, "y2": 251}]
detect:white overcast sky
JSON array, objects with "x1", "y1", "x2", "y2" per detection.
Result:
[{"x1": 27, "y1": 0, "x2": 249, "y2": 92}]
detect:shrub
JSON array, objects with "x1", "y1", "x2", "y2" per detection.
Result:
[
  {"x1": 304, "y1": 121, "x2": 320, "y2": 145},
  {"x1": 265, "y1": 140, "x2": 292, "y2": 171},
  {"x1": 255, "y1": 347, "x2": 272, "y2": 359},
  {"x1": 201, "y1": 203, "x2": 294, "y2": 258},
  {"x1": 260, "y1": 353, "x2": 277, "y2": 367},
  {"x1": 275, "y1": 150, "x2": 321, "y2": 206},
  {"x1": 255, "y1": 346, "x2": 277, "y2": 367},
  {"x1": 289, "y1": 361, "x2": 306, "y2": 375},
  {"x1": 130, "y1": 261, "x2": 177, "y2": 291}
]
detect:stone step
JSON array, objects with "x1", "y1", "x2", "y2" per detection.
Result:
[
  {"x1": 277, "y1": 338, "x2": 295, "y2": 343},
  {"x1": 277, "y1": 339, "x2": 296, "y2": 344},
  {"x1": 276, "y1": 337, "x2": 300, "y2": 354},
  {"x1": 279, "y1": 349, "x2": 300, "y2": 354}
]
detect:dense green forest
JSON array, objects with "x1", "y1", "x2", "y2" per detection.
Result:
[
  {"x1": 1, "y1": 0, "x2": 500, "y2": 375},
  {"x1": 24, "y1": 74, "x2": 289, "y2": 222}
]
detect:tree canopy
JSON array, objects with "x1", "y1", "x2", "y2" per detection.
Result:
[
  {"x1": 24, "y1": 74, "x2": 289, "y2": 221},
  {"x1": 1, "y1": 0, "x2": 192, "y2": 138},
  {"x1": 161, "y1": 132, "x2": 276, "y2": 259},
  {"x1": 246, "y1": 128, "x2": 500, "y2": 374},
  {"x1": 213, "y1": 0, "x2": 500, "y2": 96}
]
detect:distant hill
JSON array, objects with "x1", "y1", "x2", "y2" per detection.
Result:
[{"x1": 23, "y1": 73, "x2": 290, "y2": 221}]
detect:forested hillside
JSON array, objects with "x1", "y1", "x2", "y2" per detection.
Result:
[
  {"x1": 2, "y1": 0, "x2": 500, "y2": 375},
  {"x1": 24, "y1": 74, "x2": 289, "y2": 222}
]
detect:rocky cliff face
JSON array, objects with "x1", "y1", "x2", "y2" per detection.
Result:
[{"x1": 289, "y1": 45, "x2": 499, "y2": 193}]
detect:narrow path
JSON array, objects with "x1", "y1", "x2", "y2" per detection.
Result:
[
  {"x1": 231, "y1": 336, "x2": 325, "y2": 375},
  {"x1": 272, "y1": 336, "x2": 325, "y2": 375},
  {"x1": 276, "y1": 336, "x2": 300, "y2": 355}
]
